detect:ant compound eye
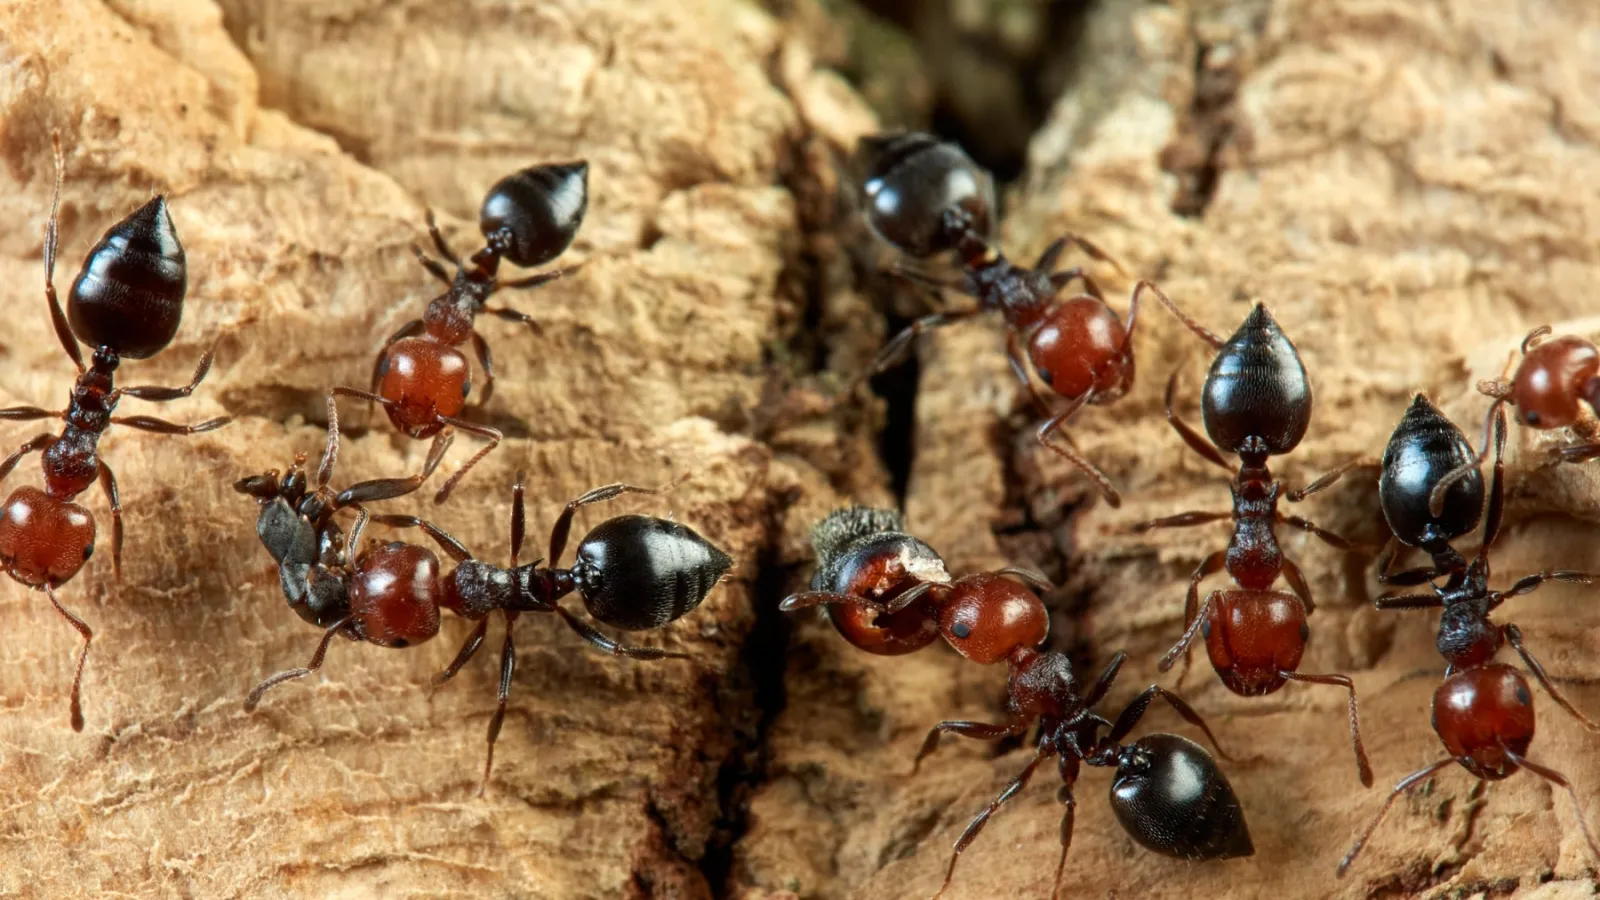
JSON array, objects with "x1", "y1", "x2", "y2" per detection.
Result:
[
  {"x1": 1523, "y1": 410, "x2": 1540, "y2": 426},
  {"x1": 949, "y1": 621, "x2": 973, "y2": 639}
]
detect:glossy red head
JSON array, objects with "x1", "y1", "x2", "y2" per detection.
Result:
[
  {"x1": 1431, "y1": 664, "x2": 1535, "y2": 780},
  {"x1": 1026, "y1": 296, "x2": 1133, "y2": 402},
  {"x1": 349, "y1": 542, "x2": 443, "y2": 648},
  {"x1": 805, "y1": 508, "x2": 951, "y2": 656},
  {"x1": 938, "y1": 572, "x2": 1049, "y2": 664},
  {"x1": 0, "y1": 487, "x2": 96, "y2": 587},
  {"x1": 1203, "y1": 589, "x2": 1307, "y2": 696},
  {"x1": 374, "y1": 338, "x2": 471, "y2": 438},
  {"x1": 1508, "y1": 335, "x2": 1600, "y2": 429}
]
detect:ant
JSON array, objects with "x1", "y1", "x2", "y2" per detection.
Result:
[
  {"x1": 333, "y1": 162, "x2": 589, "y2": 504},
  {"x1": 1476, "y1": 324, "x2": 1600, "y2": 464},
  {"x1": 779, "y1": 505, "x2": 971, "y2": 655},
  {"x1": 238, "y1": 413, "x2": 732, "y2": 789},
  {"x1": 1129, "y1": 295, "x2": 1373, "y2": 786},
  {"x1": 854, "y1": 131, "x2": 1152, "y2": 508},
  {"x1": 782, "y1": 512, "x2": 1252, "y2": 899},
  {"x1": 0, "y1": 135, "x2": 229, "y2": 730},
  {"x1": 1339, "y1": 398, "x2": 1600, "y2": 874}
]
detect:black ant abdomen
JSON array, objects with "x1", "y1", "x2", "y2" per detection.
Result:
[
  {"x1": 572, "y1": 514, "x2": 733, "y2": 631},
  {"x1": 1110, "y1": 733, "x2": 1255, "y2": 860},
  {"x1": 66, "y1": 197, "x2": 187, "y2": 359},
  {"x1": 861, "y1": 132, "x2": 994, "y2": 258},
  {"x1": 1202, "y1": 304, "x2": 1311, "y2": 456},
  {"x1": 479, "y1": 163, "x2": 589, "y2": 269},
  {"x1": 1379, "y1": 394, "x2": 1484, "y2": 561}
]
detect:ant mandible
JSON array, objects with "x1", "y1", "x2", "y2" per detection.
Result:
[
  {"x1": 1129, "y1": 295, "x2": 1374, "y2": 786},
  {"x1": 782, "y1": 510, "x2": 1252, "y2": 898},
  {"x1": 0, "y1": 134, "x2": 230, "y2": 730},
  {"x1": 855, "y1": 132, "x2": 1156, "y2": 508},
  {"x1": 239, "y1": 416, "x2": 732, "y2": 789},
  {"x1": 332, "y1": 162, "x2": 588, "y2": 504},
  {"x1": 1340, "y1": 399, "x2": 1600, "y2": 874}
]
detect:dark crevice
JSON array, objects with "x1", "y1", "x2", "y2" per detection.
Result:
[
  {"x1": 699, "y1": 502, "x2": 796, "y2": 898},
  {"x1": 1160, "y1": 38, "x2": 1248, "y2": 219}
]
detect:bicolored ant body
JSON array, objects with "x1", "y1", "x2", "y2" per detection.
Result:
[{"x1": 0, "y1": 135, "x2": 229, "y2": 729}]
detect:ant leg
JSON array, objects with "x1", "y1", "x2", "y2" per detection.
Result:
[
  {"x1": 43, "y1": 585, "x2": 91, "y2": 732},
  {"x1": 1373, "y1": 590, "x2": 1444, "y2": 610},
  {"x1": 411, "y1": 245, "x2": 452, "y2": 285},
  {"x1": 495, "y1": 263, "x2": 582, "y2": 292},
  {"x1": 1336, "y1": 758, "x2": 1455, "y2": 876},
  {"x1": 887, "y1": 260, "x2": 966, "y2": 293},
  {"x1": 780, "y1": 582, "x2": 951, "y2": 618},
  {"x1": 471, "y1": 330, "x2": 497, "y2": 406},
  {"x1": 1498, "y1": 569, "x2": 1596, "y2": 603},
  {"x1": 860, "y1": 308, "x2": 985, "y2": 384},
  {"x1": 1277, "y1": 513, "x2": 1358, "y2": 551},
  {"x1": 429, "y1": 416, "x2": 503, "y2": 504},
  {"x1": 546, "y1": 482, "x2": 660, "y2": 565},
  {"x1": 480, "y1": 305, "x2": 543, "y2": 336},
  {"x1": 1556, "y1": 442, "x2": 1600, "y2": 463},
  {"x1": 369, "y1": 319, "x2": 426, "y2": 394},
  {"x1": 423, "y1": 210, "x2": 462, "y2": 267},
  {"x1": 0, "y1": 433, "x2": 57, "y2": 486},
  {"x1": 1429, "y1": 399, "x2": 1507, "y2": 518},
  {"x1": 1287, "y1": 456, "x2": 1379, "y2": 502},
  {"x1": 1374, "y1": 536, "x2": 1445, "y2": 587},
  {"x1": 1038, "y1": 395, "x2": 1122, "y2": 508},
  {"x1": 1163, "y1": 368, "x2": 1232, "y2": 470},
  {"x1": 1128, "y1": 510, "x2": 1231, "y2": 533},
  {"x1": 931, "y1": 747, "x2": 1049, "y2": 900},
  {"x1": 1152, "y1": 551, "x2": 1226, "y2": 674},
  {"x1": 993, "y1": 567, "x2": 1054, "y2": 593},
  {"x1": 913, "y1": 719, "x2": 1030, "y2": 774},
  {"x1": 1048, "y1": 268, "x2": 1105, "y2": 301},
  {"x1": 244, "y1": 615, "x2": 353, "y2": 711},
  {"x1": 1282, "y1": 557, "x2": 1316, "y2": 615},
  {"x1": 110, "y1": 414, "x2": 231, "y2": 434},
  {"x1": 1138, "y1": 279, "x2": 1225, "y2": 349},
  {"x1": 1036, "y1": 233, "x2": 1128, "y2": 276},
  {"x1": 1158, "y1": 586, "x2": 1221, "y2": 674},
  {"x1": 1006, "y1": 330, "x2": 1057, "y2": 416},
  {"x1": 45, "y1": 132, "x2": 85, "y2": 374},
  {"x1": 1081, "y1": 650, "x2": 1127, "y2": 708},
  {"x1": 551, "y1": 606, "x2": 690, "y2": 660},
  {"x1": 1109, "y1": 683, "x2": 1228, "y2": 758},
  {"x1": 97, "y1": 464, "x2": 122, "y2": 582},
  {"x1": 366, "y1": 514, "x2": 473, "y2": 563},
  {"x1": 0, "y1": 406, "x2": 60, "y2": 423},
  {"x1": 433, "y1": 618, "x2": 490, "y2": 686},
  {"x1": 1505, "y1": 624, "x2": 1600, "y2": 732},
  {"x1": 114, "y1": 342, "x2": 219, "y2": 401},
  {"x1": 1280, "y1": 671, "x2": 1373, "y2": 787},
  {"x1": 1049, "y1": 769, "x2": 1079, "y2": 900},
  {"x1": 1502, "y1": 747, "x2": 1600, "y2": 864},
  {"x1": 510, "y1": 473, "x2": 526, "y2": 567},
  {"x1": 480, "y1": 614, "x2": 517, "y2": 796}
]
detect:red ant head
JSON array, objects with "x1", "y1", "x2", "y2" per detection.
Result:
[
  {"x1": 1431, "y1": 665, "x2": 1533, "y2": 780},
  {"x1": 1027, "y1": 296, "x2": 1133, "y2": 401},
  {"x1": 938, "y1": 572, "x2": 1049, "y2": 664},
  {"x1": 348, "y1": 542, "x2": 443, "y2": 649},
  {"x1": 0, "y1": 487, "x2": 96, "y2": 588},
  {"x1": 803, "y1": 507, "x2": 949, "y2": 656},
  {"x1": 68, "y1": 196, "x2": 187, "y2": 359},
  {"x1": 1202, "y1": 304, "x2": 1311, "y2": 457},
  {"x1": 1508, "y1": 334, "x2": 1600, "y2": 429},
  {"x1": 860, "y1": 132, "x2": 993, "y2": 259}
]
